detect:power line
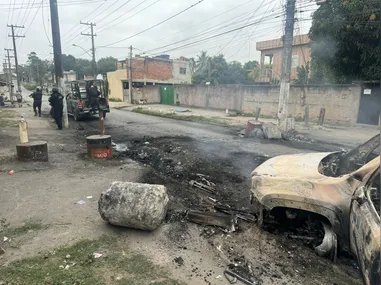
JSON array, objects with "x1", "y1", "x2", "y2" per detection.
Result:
[
  {"x1": 97, "y1": 0, "x2": 162, "y2": 34},
  {"x1": 215, "y1": 0, "x2": 268, "y2": 56},
  {"x1": 100, "y1": 0, "x2": 205, "y2": 48},
  {"x1": 146, "y1": 17, "x2": 286, "y2": 57},
  {"x1": 141, "y1": 0, "x2": 255, "y2": 50},
  {"x1": 226, "y1": 0, "x2": 278, "y2": 59},
  {"x1": 41, "y1": 0, "x2": 51, "y2": 46},
  {"x1": 98, "y1": 0, "x2": 151, "y2": 34},
  {"x1": 95, "y1": 0, "x2": 133, "y2": 25},
  {"x1": 140, "y1": 7, "x2": 286, "y2": 56},
  {"x1": 60, "y1": 0, "x2": 109, "y2": 41}
]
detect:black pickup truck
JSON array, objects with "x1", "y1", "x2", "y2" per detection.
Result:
[{"x1": 66, "y1": 80, "x2": 110, "y2": 121}]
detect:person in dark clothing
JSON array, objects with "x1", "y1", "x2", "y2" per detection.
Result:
[
  {"x1": 87, "y1": 81, "x2": 101, "y2": 110},
  {"x1": 29, "y1": 87, "x2": 43, "y2": 116},
  {"x1": 0, "y1": 93, "x2": 4, "y2": 107},
  {"x1": 49, "y1": 87, "x2": 64, "y2": 130}
]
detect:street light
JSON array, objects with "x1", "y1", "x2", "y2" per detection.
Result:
[{"x1": 72, "y1": 44, "x2": 92, "y2": 58}]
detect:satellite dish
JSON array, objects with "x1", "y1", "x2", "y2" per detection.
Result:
[{"x1": 96, "y1": 74, "x2": 104, "y2": 81}]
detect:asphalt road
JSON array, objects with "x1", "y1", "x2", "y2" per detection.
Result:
[{"x1": 81, "y1": 108, "x2": 342, "y2": 155}]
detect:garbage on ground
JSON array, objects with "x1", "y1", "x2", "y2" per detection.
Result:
[
  {"x1": 98, "y1": 181, "x2": 169, "y2": 231},
  {"x1": 176, "y1": 109, "x2": 191, "y2": 113},
  {"x1": 8, "y1": 170, "x2": 14, "y2": 175},
  {"x1": 225, "y1": 258, "x2": 259, "y2": 285},
  {"x1": 86, "y1": 196, "x2": 93, "y2": 199},
  {"x1": 93, "y1": 252, "x2": 103, "y2": 259},
  {"x1": 187, "y1": 210, "x2": 237, "y2": 232},
  {"x1": 3, "y1": 237, "x2": 8, "y2": 242},
  {"x1": 173, "y1": 256, "x2": 184, "y2": 266},
  {"x1": 112, "y1": 142, "x2": 128, "y2": 152},
  {"x1": 76, "y1": 200, "x2": 86, "y2": 205},
  {"x1": 66, "y1": 254, "x2": 71, "y2": 259}
]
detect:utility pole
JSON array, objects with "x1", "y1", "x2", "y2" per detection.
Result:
[
  {"x1": 278, "y1": 0, "x2": 296, "y2": 131},
  {"x1": 49, "y1": 0, "x2": 69, "y2": 128},
  {"x1": 5, "y1": 48, "x2": 14, "y2": 101},
  {"x1": 80, "y1": 22, "x2": 97, "y2": 78},
  {"x1": 128, "y1": 45, "x2": 132, "y2": 104},
  {"x1": 7, "y1": 25, "x2": 24, "y2": 95}
]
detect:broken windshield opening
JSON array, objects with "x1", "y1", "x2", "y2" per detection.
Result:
[{"x1": 319, "y1": 134, "x2": 380, "y2": 177}]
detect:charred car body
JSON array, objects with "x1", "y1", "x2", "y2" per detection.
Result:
[{"x1": 251, "y1": 135, "x2": 380, "y2": 285}]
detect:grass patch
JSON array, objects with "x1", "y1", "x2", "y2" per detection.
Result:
[
  {"x1": 1, "y1": 219, "x2": 46, "y2": 238},
  {"x1": 0, "y1": 109, "x2": 17, "y2": 127},
  {"x1": 109, "y1": 98, "x2": 122, "y2": 102},
  {"x1": 133, "y1": 107, "x2": 231, "y2": 126},
  {"x1": 0, "y1": 235, "x2": 184, "y2": 285}
]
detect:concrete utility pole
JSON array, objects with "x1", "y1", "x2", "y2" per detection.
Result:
[
  {"x1": 49, "y1": 0, "x2": 69, "y2": 128},
  {"x1": 278, "y1": 0, "x2": 296, "y2": 131},
  {"x1": 128, "y1": 45, "x2": 133, "y2": 103},
  {"x1": 80, "y1": 22, "x2": 97, "y2": 78},
  {"x1": 5, "y1": 48, "x2": 14, "y2": 101},
  {"x1": 7, "y1": 25, "x2": 24, "y2": 95}
]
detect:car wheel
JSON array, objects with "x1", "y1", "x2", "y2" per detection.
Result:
[{"x1": 73, "y1": 112, "x2": 80, "y2": 121}]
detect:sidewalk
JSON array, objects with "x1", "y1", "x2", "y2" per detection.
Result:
[
  {"x1": 125, "y1": 104, "x2": 379, "y2": 148},
  {"x1": 108, "y1": 101, "x2": 132, "y2": 109}
]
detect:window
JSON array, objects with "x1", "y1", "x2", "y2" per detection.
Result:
[
  {"x1": 179, "y1": 67, "x2": 187, "y2": 75},
  {"x1": 123, "y1": 82, "x2": 129, "y2": 89},
  {"x1": 291, "y1": 55, "x2": 299, "y2": 68}
]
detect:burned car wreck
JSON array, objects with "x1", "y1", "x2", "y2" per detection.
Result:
[{"x1": 251, "y1": 134, "x2": 380, "y2": 285}]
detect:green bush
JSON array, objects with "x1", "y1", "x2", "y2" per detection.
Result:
[
  {"x1": 108, "y1": 98, "x2": 122, "y2": 102},
  {"x1": 23, "y1": 83, "x2": 36, "y2": 91}
]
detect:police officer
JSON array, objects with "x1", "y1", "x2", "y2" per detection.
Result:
[
  {"x1": 49, "y1": 87, "x2": 64, "y2": 130},
  {"x1": 29, "y1": 87, "x2": 43, "y2": 116},
  {"x1": 87, "y1": 81, "x2": 101, "y2": 110}
]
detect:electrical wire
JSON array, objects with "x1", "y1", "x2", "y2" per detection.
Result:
[
  {"x1": 140, "y1": 7, "x2": 286, "y2": 56},
  {"x1": 96, "y1": 0, "x2": 153, "y2": 34},
  {"x1": 100, "y1": 0, "x2": 205, "y2": 48},
  {"x1": 215, "y1": 0, "x2": 268, "y2": 56},
  {"x1": 226, "y1": 0, "x2": 278, "y2": 60},
  {"x1": 95, "y1": 0, "x2": 133, "y2": 25}
]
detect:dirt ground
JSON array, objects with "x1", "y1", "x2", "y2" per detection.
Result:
[{"x1": 0, "y1": 103, "x2": 365, "y2": 285}]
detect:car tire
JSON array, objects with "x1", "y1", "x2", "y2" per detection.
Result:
[{"x1": 73, "y1": 112, "x2": 80, "y2": 121}]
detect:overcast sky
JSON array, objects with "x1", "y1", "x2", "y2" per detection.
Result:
[{"x1": 0, "y1": 0, "x2": 317, "y2": 66}]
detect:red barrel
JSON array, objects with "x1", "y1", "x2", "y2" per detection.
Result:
[{"x1": 86, "y1": 135, "x2": 112, "y2": 159}]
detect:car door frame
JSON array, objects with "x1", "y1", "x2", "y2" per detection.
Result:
[{"x1": 349, "y1": 166, "x2": 380, "y2": 285}]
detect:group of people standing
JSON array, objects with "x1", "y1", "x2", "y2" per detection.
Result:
[{"x1": 29, "y1": 86, "x2": 64, "y2": 130}]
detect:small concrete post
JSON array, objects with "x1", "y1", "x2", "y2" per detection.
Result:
[
  {"x1": 304, "y1": 105, "x2": 309, "y2": 127},
  {"x1": 18, "y1": 115, "x2": 28, "y2": 143},
  {"x1": 255, "y1": 107, "x2": 261, "y2": 121},
  {"x1": 318, "y1": 108, "x2": 326, "y2": 126}
]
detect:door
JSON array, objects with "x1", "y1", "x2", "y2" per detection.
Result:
[
  {"x1": 349, "y1": 169, "x2": 380, "y2": 285},
  {"x1": 160, "y1": 86, "x2": 174, "y2": 105},
  {"x1": 66, "y1": 94, "x2": 73, "y2": 114}
]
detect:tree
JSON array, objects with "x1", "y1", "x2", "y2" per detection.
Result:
[
  {"x1": 243, "y1": 60, "x2": 259, "y2": 81},
  {"x1": 62, "y1": 54, "x2": 76, "y2": 71},
  {"x1": 191, "y1": 52, "x2": 260, "y2": 84},
  {"x1": 195, "y1": 51, "x2": 209, "y2": 73},
  {"x1": 75, "y1": 58, "x2": 92, "y2": 80},
  {"x1": 26, "y1": 52, "x2": 52, "y2": 87},
  {"x1": 309, "y1": 0, "x2": 380, "y2": 83},
  {"x1": 97, "y1": 57, "x2": 117, "y2": 75}
]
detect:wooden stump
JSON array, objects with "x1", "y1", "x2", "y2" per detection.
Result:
[
  {"x1": 86, "y1": 135, "x2": 112, "y2": 159},
  {"x1": 16, "y1": 141, "x2": 48, "y2": 162}
]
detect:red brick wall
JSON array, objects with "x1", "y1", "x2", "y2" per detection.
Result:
[{"x1": 126, "y1": 58, "x2": 173, "y2": 81}]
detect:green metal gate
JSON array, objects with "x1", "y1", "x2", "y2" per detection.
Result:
[{"x1": 160, "y1": 86, "x2": 175, "y2": 105}]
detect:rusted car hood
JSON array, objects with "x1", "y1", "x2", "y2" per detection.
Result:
[{"x1": 251, "y1": 152, "x2": 333, "y2": 179}]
